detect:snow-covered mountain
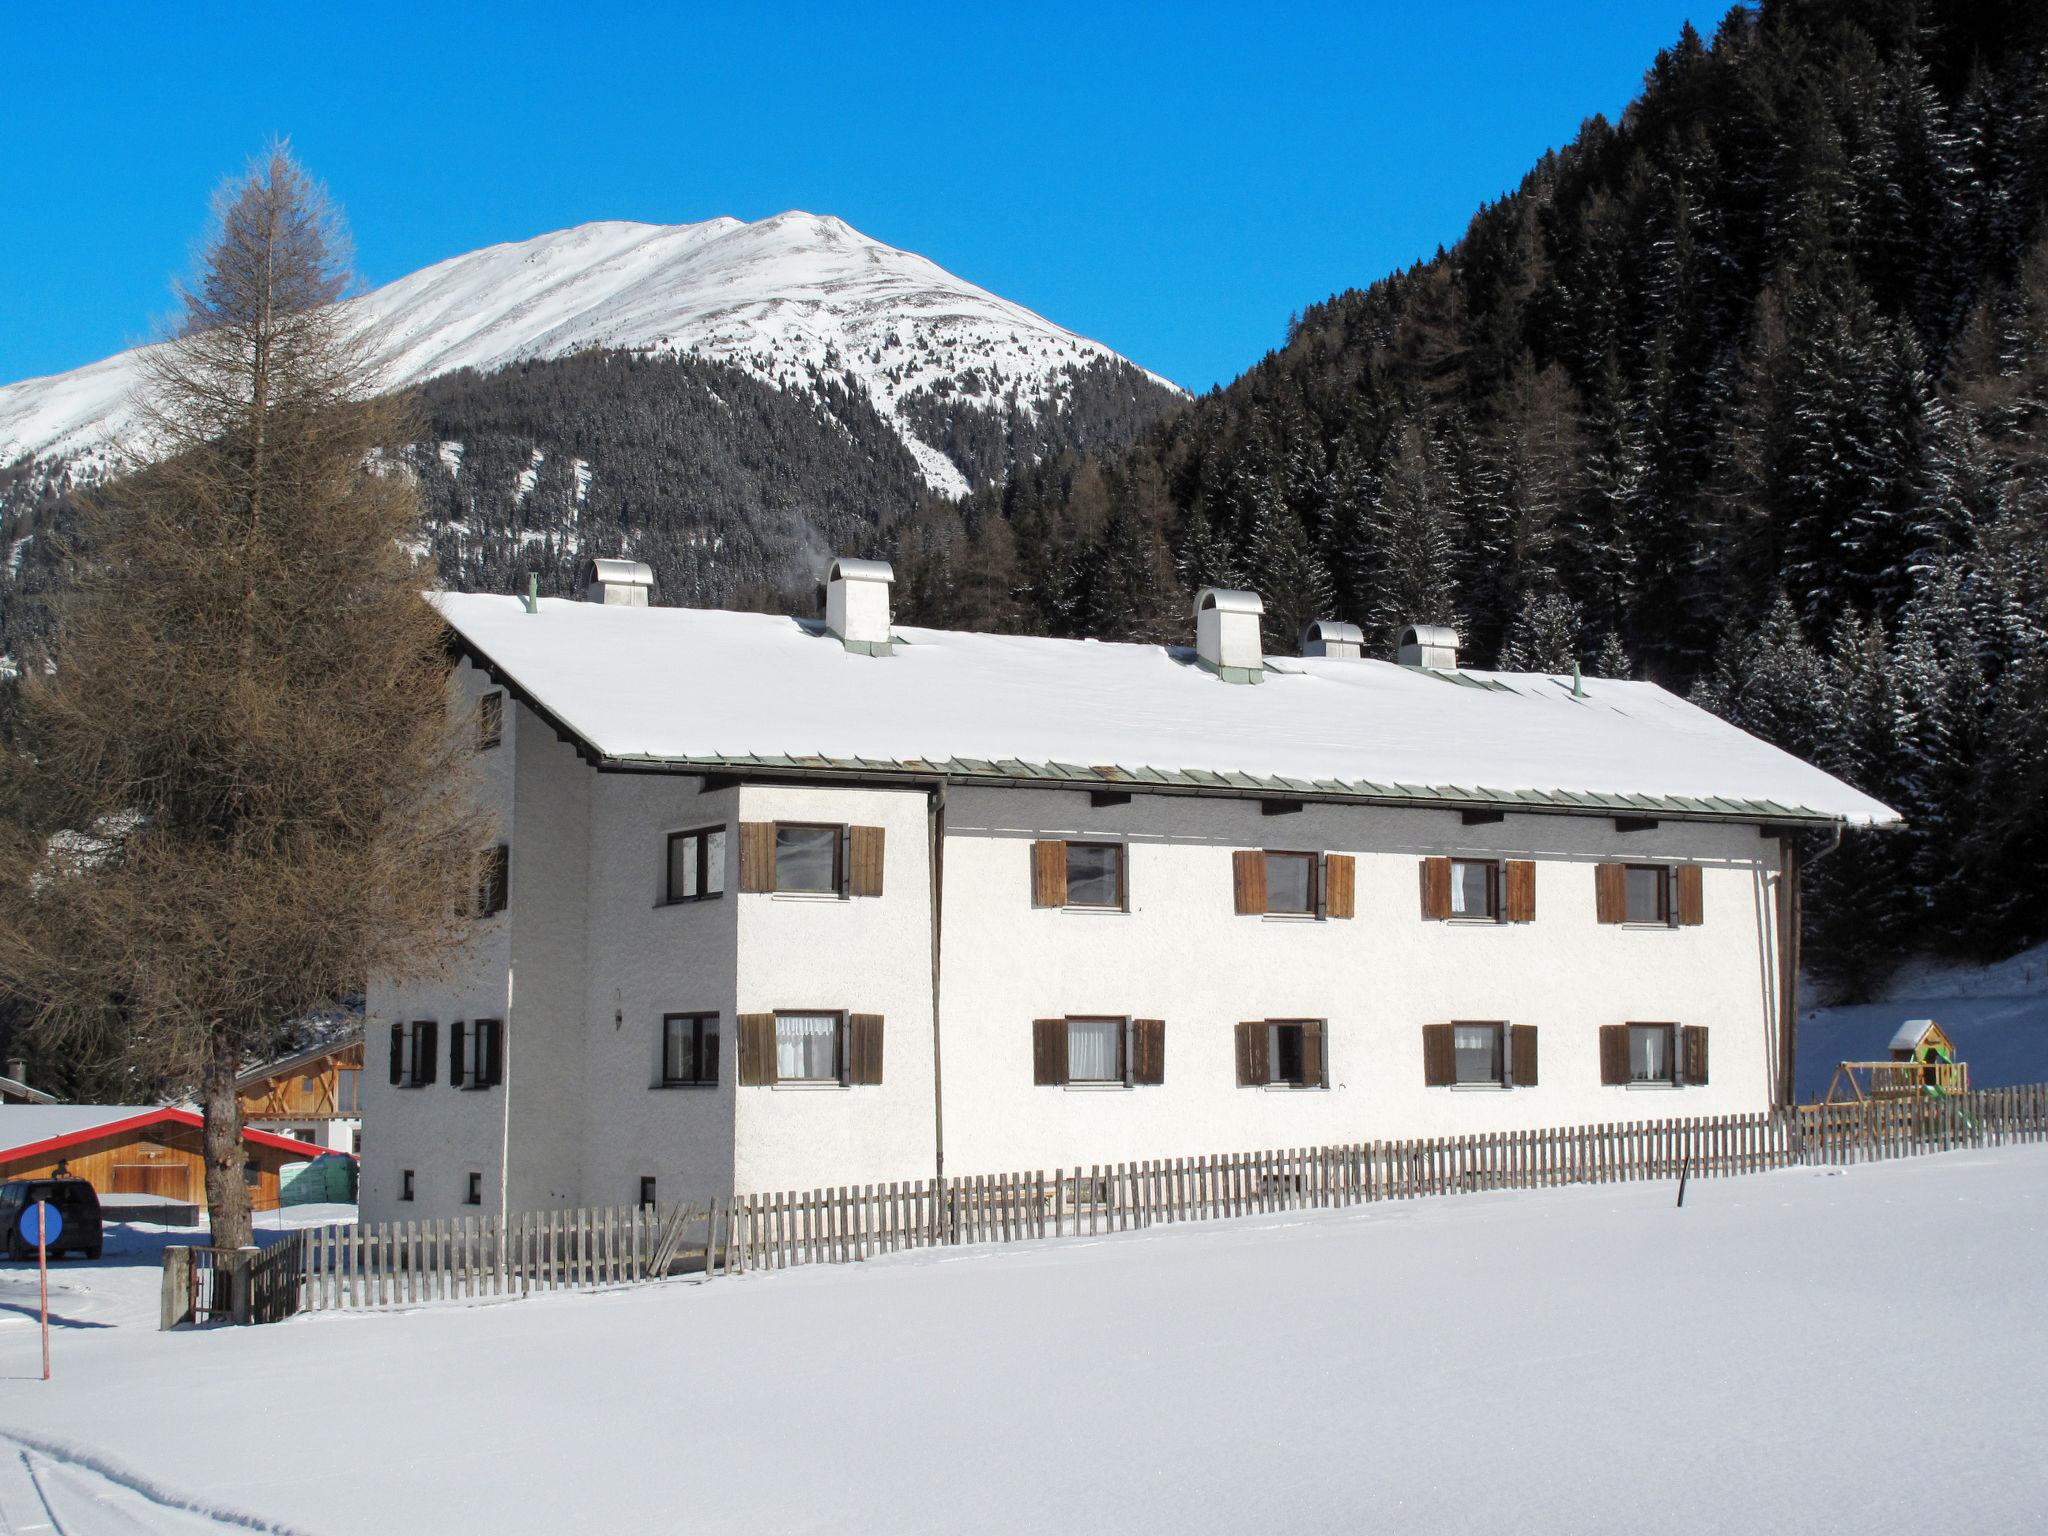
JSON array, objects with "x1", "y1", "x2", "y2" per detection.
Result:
[{"x1": 0, "y1": 212, "x2": 1177, "y2": 499}]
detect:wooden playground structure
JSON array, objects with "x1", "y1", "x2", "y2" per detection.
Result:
[{"x1": 1824, "y1": 1018, "x2": 1969, "y2": 1103}]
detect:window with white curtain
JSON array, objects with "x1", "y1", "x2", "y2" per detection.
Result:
[
  {"x1": 1453, "y1": 1022, "x2": 1505, "y2": 1085},
  {"x1": 1628, "y1": 1023, "x2": 1676, "y2": 1083},
  {"x1": 1624, "y1": 865, "x2": 1669, "y2": 924},
  {"x1": 774, "y1": 1012, "x2": 841, "y2": 1082},
  {"x1": 1450, "y1": 859, "x2": 1498, "y2": 918},
  {"x1": 1066, "y1": 1018, "x2": 1125, "y2": 1084}
]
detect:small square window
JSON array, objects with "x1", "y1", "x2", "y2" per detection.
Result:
[
  {"x1": 639, "y1": 1176, "x2": 658, "y2": 1209},
  {"x1": 477, "y1": 691, "x2": 504, "y2": 751},
  {"x1": 1453, "y1": 1022, "x2": 1505, "y2": 1086},
  {"x1": 665, "y1": 827, "x2": 727, "y2": 904},
  {"x1": 1264, "y1": 852, "x2": 1317, "y2": 915},
  {"x1": 1628, "y1": 1023, "x2": 1677, "y2": 1084},
  {"x1": 662, "y1": 1013, "x2": 719, "y2": 1086},
  {"x1": 1065, "y1": 1018, "x2": 1126, "y2": 1084},
  {"x1": 1064, "y1": 843, "x2": 1126, "y2": 909},
  {"x1": 1450, "y1": 859, "x2": 1498, "y2": 919},
  {"x1": 476, "y1": 844, "x2": 509, "y2": 917},
  {"x1": 775, "y1": 825, "x2": 841, "y2": 894},
  {"x1": 400, "y1": 1169, "x2": 415, "y2": 1202},
  {"x1": 465, "y1": 1172, "x2": 482, "y2": 1206},
  {"x1": 1624, "y1": 865, "x2": 1669, "y2": 925},
  {"x1": 774, "y1": 1012, "x2": 843, "y2": 1082}
]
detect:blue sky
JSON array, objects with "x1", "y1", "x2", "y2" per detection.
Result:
[{"x1": 4, "y1": 1, "x2": 1717, "y2": 393}]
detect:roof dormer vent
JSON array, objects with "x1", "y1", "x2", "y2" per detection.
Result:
[
  {"x1": 1194, "y1": 587, "x2": 1265, "y2": 684},
  {"x1": 1396, "y1": 622, "x2": 1459, "y2": 669},
  {"x1": 1301, "y1": 619, "x2": 1364, "y2": 660},
  {"x1": 826, "y1": 557, "x2": 895, "y2": 655},
  {"x1": 583, "y1": 558, "x2": 653, "y2": 606}
]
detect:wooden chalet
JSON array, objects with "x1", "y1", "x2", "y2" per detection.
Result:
[
  {"x1": 0, "y1": 1107, "x2": 317, "y2": 1214},
  {"x1": 237, "y1": 1036, "x2": 364, "y2": 1153}
]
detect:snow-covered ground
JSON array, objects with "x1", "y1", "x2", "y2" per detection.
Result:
[
  {"x1": 1, "y1": 1151, "x2": 2042, "y2": 1534},
  {"x1": 1799, "y1": 939, "x2": 2048, "y2": 1099}
]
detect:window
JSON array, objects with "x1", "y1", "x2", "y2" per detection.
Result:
[
  {"x1": 1234, "y1": 1019, "x2": 1325, "y2": 1088},
  {"x1": 640, "y1": 1176, "x2": 657, "y2": 1209},
  {"x1": 1263, "y1": 852, "x2": 1317, "y2": 915},
  {"x1": 293, "y1": 1128, "x2": 317, "y2": 1144},
  {"x1": 1065, "y1": 1018, "x2": 1126, "y2": 1084},
  {"x1": 477, "y1": 690, "x2": 504, "y2": 751},
  {"x1": 1064, "y1": 842, "x2": 1126, "y2": 909},
  {"x1": 453, "y1": 1020, "x2": 502, "y2": 1090},
  {"x1": 465, "y1": 1172, "x2": 482, "y2": 1206},
  {"x1": 665, "y1": 827, "x2": 726, "y2": 905},
  {"x1": 1268, "y1": 1022, "x2": 1313, "y2": 1086},
  {"x1": 400, "y1": 1169, "x2": 415, "y2": 1202},
  {"x1": 661, "y1": 1013, "x2": 719, "y2": 1086},
  {"x1": 774, "y1": 824, "x2": 841, "y2": 894},
  {"x1": 1450, "y1": 858, "x2": 1498, "y2": 919},
  {"x1": 1453, "y1": 1022, "x2": 1505, "y2": 1086},
  {"x1": 352, "y1": 1128, "x2": 362, "y2": 1156},
  {"x1": 774, "y1": 1012, "x2": 842, "y2": 1082},
  {"x1": 336, "y1": 1068, "x2": 360, "y2": 1114},
  {"x1": 391, "y1": 1020, "x2": 438, "y2": 1088},
  {"x1": 1624, "y1": 864, "x2": 1668, "y2": 925},
  {"x1": 476, "y1": 844, "x2": 509, "y2": 917},
  {"x1": 1629, "y1": 1023, "x2": 1677, "y2": 1084}
]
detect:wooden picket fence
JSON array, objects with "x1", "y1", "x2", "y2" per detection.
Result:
[{"x1": 173, "y1": 1084, "x2": 2048, "y2": 1324}]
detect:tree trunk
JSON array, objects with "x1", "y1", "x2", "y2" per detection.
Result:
[{"x1": 201, "y1": 1029, "x2": 252, "y2": 1251}]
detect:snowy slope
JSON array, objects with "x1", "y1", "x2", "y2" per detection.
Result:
[{"x1": 0, "y1": 214, "x2": 1179, "y2": 497}]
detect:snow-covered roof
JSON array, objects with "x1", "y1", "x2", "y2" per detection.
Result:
[
  {"x1": 434, "y1": 594, "x2": 1901, "y2": 827},
  {"x1": 1889, "y1": 1019, "x2": 1942, "y2": 1051},
  {"x1": 0, "y1": 1105, "x2": 161, "y2": 1147},
  {"x1": 0, "y1": 1076, "x2": 56, "y2": 1106}
]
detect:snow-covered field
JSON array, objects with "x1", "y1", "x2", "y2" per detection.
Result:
[{"x1": 0, "y1": 1149, "x2": 2041, "y2": 1534}]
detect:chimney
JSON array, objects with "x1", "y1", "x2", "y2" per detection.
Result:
[
  {"x1": 1194, "y1": 587, "x2": 1265, "y2": 683},
  {"x1": 3, "y1": 1058, "x2": 23, "y2": 1087},
  {"x1": 1300, "y1": 619, "x2": 1364, "y2": 660},
  {"x1": 825, "y1": 557, "x2": 895, "y2": 655},
  {"x1": 1396, "y1": 622, "x2": 1459, "y2": 669},
  {"x1": 583, "y1": 558, "x2": 654, "y2": 606}
]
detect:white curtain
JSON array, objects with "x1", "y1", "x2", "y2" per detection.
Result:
[
  {"x1": 1450, "y1": 861, "x2": 1492, "y2": 916},
  {"x1": 1067, "y1": 1019, "x2": 1123, "y2": 1083},
  {"x1": 1632, "y1": 1026, "x2": 1670, "y2": 1082},
  {"x1": 1453, "y1": 1024, "x2": 1500, "y2": 1083},
  {"x1": 702, "y1": 828, "x2": 726, "y2": 896},
  {"x1": 776, "y1": 1013, "x2": 839, "y2": 1081}
]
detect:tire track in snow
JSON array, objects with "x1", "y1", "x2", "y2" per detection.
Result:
[{"x1": 0, "y1": 1434, "x2": 310, "y2": 1536}]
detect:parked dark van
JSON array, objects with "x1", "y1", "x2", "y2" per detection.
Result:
[{"x1": 0, "y1": 1178, "x2": 104, "y2": 1261}]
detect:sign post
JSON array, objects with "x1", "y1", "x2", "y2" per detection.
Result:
[{"x1": 20, "y1": 1200, "x2": 59, "y2": 1381}]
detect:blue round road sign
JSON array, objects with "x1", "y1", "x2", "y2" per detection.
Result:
[{"x1": 18, "y1": 1202, "x2": 61, "y2": 1248}]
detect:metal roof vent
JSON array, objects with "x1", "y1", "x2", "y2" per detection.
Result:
[
  {"x1": 826, "y1": 556, "x2": 895, "y2": 656},
  {"x1": 1194, "y1": 587, "x2": 1265, "y2": 684},
  {"x1": 583, "y1": 558, "x2": 654, "y2": 606},
  {"x1": 1396, "y1": 622, "x2": 1459, "y2": 669},
  {"x1": 1301, "y1": 619, "x2": 1365, "y2": 660}
]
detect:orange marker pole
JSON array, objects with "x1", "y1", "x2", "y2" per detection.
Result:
[{"x1": 37, "y1": 1203, "x2": 50, "y2": 1381}]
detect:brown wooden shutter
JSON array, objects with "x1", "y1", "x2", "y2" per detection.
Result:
[
  {"x1": 1505, "y1": 859, "x2": 1536, "y2": 923},
  {"x1": 1420, "y1": 856, "x2": 1452, "y2": 920},
  {"x1": 1421, "y1": 1023, "x2": 1455, "y2": 1086},
  {"x1": 1599, "y1": 1024, "x2": 1631, "y2": 1085},
  {"x1": 738, "y1": 823, "x2": 777, "y2": 893},
  {"x1": 1510, "y1": 1024, "x2": 1539, "y2": 1088},
  {"x1": 1032, "y1": 1018, "x2": 1068, "y2": 1085},
  {"x1": 849, "y1": 826, "x2": 886, "y2": 898},
  {"x1": 1324, "y1": 855, "x2": 1356, "y2": 919},
  {"x1": 1675, "y1": 864, "x2": 1704, "y2": 926},
  {"x1": 417, "y1": 1021, "x2": 439, "y2": 1085},
  {"x1": 388, "y1": 1023, "x2": 404, "y2": 1085},
  {"x1": 1132, "y1": 1019, "x2": 1165, "y2": 1085},
  {"x1": 479, "y1": 1020, "x2": 504, "y2": 1086},
  {"x1": 1031, "y1": 840, "x2": 1068, "y2": 908},
  {"x1": 1301, "y1": 1020, "x2": 1326, "y2": 1088},
  {"x1": 849, "y1": 1014, "x2": 885, "y2": 1085},
  {"x1": 1682, "y1": 1025, "x2": 1709, "y2": 1086},
  {"x1": 737, "y1": 1014, "x2": 776, "y2": 1085},
  {"x1": 449, "y1": 1021, "x2": 466, "y2": 1088},
  {"x1": 1232, "y1": 849, "x2": 1267, "y2": 915},
  {"x1": 1235, "y1": 1021, "x2": 1268, "y2": 1086},
  {"x1": 1594, "y1": 862, "x2": 1627, "y2": 924}
]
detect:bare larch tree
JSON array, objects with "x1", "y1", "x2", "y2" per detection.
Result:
[{"x1": 0, "y1": 144, "x2": 487, "y2": 1249}]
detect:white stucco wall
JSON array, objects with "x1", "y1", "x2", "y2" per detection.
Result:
[{"x1": 935, "y1": 787, "x2": 1787, "y2": 1177}]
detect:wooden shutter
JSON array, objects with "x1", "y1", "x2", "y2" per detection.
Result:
[
  {"x1": 849, "y1": 826, "x2": 886, "y2": 897},
  {"x1": 388, "y1": 1023, "x2": 404, "y2": 1085},
  {"x1": 1301, "y1": 1020, "x2": 1327, "y2": 1088},
  {"x1": 416, "y1": 1021, "x2": 439, "y2": 1085},
  {"x1": 737, "y1": 1014, "x2": 776, "y2": 1085},
  {"x1": 1421, "y1": 1023, "x2": 1455, "y2": 1086},
  {"x1": 1324, "y1": 855, "x2": 1355, "y2": 919},
  {"x1": 1231, "y1": 849, "x2": 1267, "y2": 914},
  {"x1": 1510, "y1": 1024, "x2": 1539, "y2": 1088},
  {"x1": 1599, "y1": 1024, "x2": 1631, "y2": 1085},
  {"x1": 700, "y1": 1024, "x2": 720, "y2": 1087},
  {"x1": 1235, "y1": 1021, "x2": 1269, "y2": 1086},
  {"x1": 849, "y1": 1014, "x2": 885, "y2": 1085},
  {"x1": 1675, "y1": 864, "x2": 1704, "y2": 926},
  {"x1": 1505, "y1": 860, "x2": 1536, "y2": 923},
  {"x1": 1682, "y1": 1025, "x2": 1709, "y2": 1086},
  {"x1": 1132, "y1": 1019, "x2": 1165, "y2": 1085},
  {"x1": 1030, "y1": 840, "x2": 1068, "y2": 908},
  {"x1": 1594, "y1": 862, "x2": 1627, "y2": 924},
  {"x1": 449, "y1": 1022, "x2": 466, "y2": 1088},
  {"x1": 1420, "y1": 856, "x2": 1452, "y2": 920},
  {"x1": 738, "y1": 823, "x2": 776, "y2": 893},
  {"x1": 1033, "y1": 1018, "x2": 1069, "y2": 1085},
  {"x1": 479, "y1": 1020, "x2": 504, "y2": 1086}
]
